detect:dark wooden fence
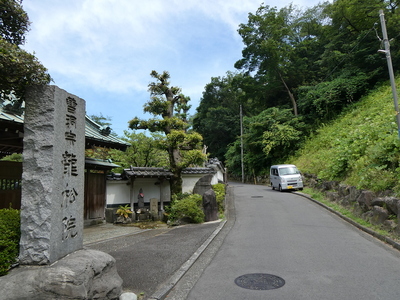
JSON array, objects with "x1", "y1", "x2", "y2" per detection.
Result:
[{"x1": 0, "y1": 161, "x2": 22, "y2": 209}]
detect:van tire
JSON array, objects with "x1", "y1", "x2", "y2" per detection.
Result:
[
  {"x1": 279, "y1": 185, "x2": 283, "y2": 192},
  {"x1": 271, "y1": 184, "x2": 275, "y2": 190}
]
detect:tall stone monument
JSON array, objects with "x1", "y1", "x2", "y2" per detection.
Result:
[
  {"x1": 19, "y1": 85, "x2": 85, "y2": 264},
  {"x1": 1, "y1": 85, "x2": 123, "y2": 299}
]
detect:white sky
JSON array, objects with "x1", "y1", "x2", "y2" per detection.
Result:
[{"x1": 22, "y1": 0, "x2": 326, "y2": 136}]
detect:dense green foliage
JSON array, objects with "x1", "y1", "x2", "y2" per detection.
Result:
[
  {"x1": 0, "y1": 0, "x2": 51, "y2": 113},
  {"x1": 193, "y1": 72, "x2": 245, "y2": 160},
  {"x1": 212, "y1": 183, "x2": 226, "y2": 216},
  {"x1": 291, "y1": 77, "x2": 400, "y2": 193},
  {"x1": 0, "y1": 153, "x2": 22, "y2": 162},
  {"x1": 109, "y1": 131, "x2": 169, "y2": 172},
  {"x1": 166, "y1": 184, "x2": 226, "y2": 223},
  {"x1": 225, "y1": 107, "x2": 306, "y2": 175},
  {"x1": 194, "y1": 0, "x2": 400, "y2": 180},
  {"x1": 166, "y1": 193, "x2": 205, "y2": 223},
  {"x1": 0, "y1": 207, "x2": 20, "y2": 276}
]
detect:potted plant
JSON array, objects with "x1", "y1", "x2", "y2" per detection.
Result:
[{"x1": 115, "y1": 204, "x2": 133, "y2": 224}]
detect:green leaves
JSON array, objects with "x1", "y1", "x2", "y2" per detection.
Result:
[
  {"x1": 225, "y1": 107, "x2": 305, "y2": 177},
  {"x1": 0, "y1": 0, "x2": 30, "y2": 45},
  {"x1": 109, "y1": 131, "x2": 169, "y2": 170},
  {"x1": 116, "y1": 205, "x2": 133, "y2": 219},
  {"x1": 0, "y1": 1, "x2": 51, "y2": 110},
  {"x1": 129, "y1": 71, "x2": 206, "y2": 194},
  {"x1": 0, "y1": 207, "x2": 20, "y2": 276},
  {"x1": 292, "y1": 78, "x2": 400, "y2": 193},
  {"x1": 0, "y1": 38, "x2": 51, "y2": 107},
  {"x1": 166, "y1": 194, "x2": 204, "y2": 224}
]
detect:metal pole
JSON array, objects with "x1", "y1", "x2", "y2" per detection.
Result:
[
  {"x1": 379, "y1": 9, "x2": 400, "y2": 139},
  {"x1": 240, "y1": 104, "x2": 244, "y2": 183}
]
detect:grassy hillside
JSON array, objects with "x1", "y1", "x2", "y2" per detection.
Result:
[{"x1": 291, "y1": 78, "x2": 400, "y2": 194}]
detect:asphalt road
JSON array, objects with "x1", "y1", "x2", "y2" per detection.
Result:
[
  {"x1": 170, "y1": 182, "x2": 400, "y2": 300},
  {"x1": 85, "y1": 220, "x2": 221, "y2": 298}
]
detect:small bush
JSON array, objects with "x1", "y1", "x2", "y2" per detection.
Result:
[
  {"x1": 0, "y1": 207, "x2": 20, "y2": 276},
  {"x1": 212, "y1": 183, "x2": 226, "y2": 215},
  {"x1": 167, "y1": 194, "x2": 205, "y2": 224}
]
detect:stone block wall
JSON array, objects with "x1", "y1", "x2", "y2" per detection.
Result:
[{"x1": 303, "y1": 173, "x2": 400, "y2": 235}]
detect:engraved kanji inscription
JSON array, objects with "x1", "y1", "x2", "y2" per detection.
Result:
[
  {"x1": 65, "y1": 130, "x2": 77, "y2": 145},
  {"x1": 62, "y1": 151, "x2": 78, "y2": 176},
  {"x1": 62, "y1": 215, "x2": 78, "y2": 240},
  {"x1": 66, "y1": 97, "x2": 77, "y2": 114}
]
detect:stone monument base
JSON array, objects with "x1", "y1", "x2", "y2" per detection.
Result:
[{"x1": 0, "y1": 249, "x2": 122, "y2": 300}]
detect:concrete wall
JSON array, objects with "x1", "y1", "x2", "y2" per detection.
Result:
[
  {"x1": 106, "y1": 180, "x2": 130, "y2": 207},
  {"x1": 106, "y1": 178, "x2": 170, "y2": 208},
  {"x1": 182, "y1": 175, "x2": 201, "y2": 194}
]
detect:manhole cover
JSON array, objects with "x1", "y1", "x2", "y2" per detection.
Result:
[
  {"x1": 234, "y1": 273, "x2": 285, "y2": 290},
  {"x1": 251, "y1": 196, "x2": 263, "y2": 198}
]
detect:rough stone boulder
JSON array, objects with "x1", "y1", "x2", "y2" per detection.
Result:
[
  {"x1": 356, "y1": 190, "x2": 376, "y2": 212},
  {"x1": 326, "y1": 191, "x2": 339, "y2": 202},
  {"x1": 371, "y1": 206, "x2": 389, "y2": 225},
  {"x1": 0, "y1": 249, "x2": 122, "y2": 300},
  {"x1": 193, "y1": 174, "x2": 214, "y2": 196},
  {"x1": 383, "y1": 197, "x2": 400, "y2": 215},
  {"x1": 203, "y1": 188, "x2": 219, "y2": 222},
  {"x1": 319, "y1": 180, "x2": 339, "y2": 191},
  {"x1": 370, "y1": 197, "x2": 399, "y2": 216}
]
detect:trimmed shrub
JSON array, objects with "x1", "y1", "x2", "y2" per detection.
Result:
[
  {"x1": 167, "y1": 193, "x2": 205, "y2": 224},
  {"x1": 0, "y1": 207, "x2": 20, "y2": 276},
  {"x1": 212, "y1": 183, "x2": 226, "y2": 215}
]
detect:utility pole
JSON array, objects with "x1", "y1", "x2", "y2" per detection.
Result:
[
  {"x1": 379, "y1": 9, "x2": 400, "y2": 139},
  {"x1": 240, "y1": 104, "x2": 244, "y2": 183}
]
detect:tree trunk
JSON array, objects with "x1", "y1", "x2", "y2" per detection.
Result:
[
  {"x1": 170, "y1": 172, "x2": 183, "y2": 196},
  {"x1": 278, "y1": 71, "x2": 298, "y2": 116},
  {"x1": 168, "y1": 147, "x2": 183, "y2": 195}
]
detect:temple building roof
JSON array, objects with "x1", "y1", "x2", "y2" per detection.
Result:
[{"x1": 0, "y1": 106, "x2": 130, "y2": 157}]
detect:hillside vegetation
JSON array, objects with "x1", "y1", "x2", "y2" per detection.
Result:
[
  {"x1": 193, "y1": 1, "x2": 400, "y2": 180},
  {"x1": 291, "y1": 78, "x2": 400, "y2": 195}
]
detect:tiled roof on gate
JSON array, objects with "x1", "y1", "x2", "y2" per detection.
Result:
[
  {"x1": 122, "y1": 166, "x2": 216, "y2": 179},
  {"x1": 124, "y1": 167, "x2": 174, "y2": 178},
  {"x1": 182, "y1": 167, "x2": 216, "y2": 175}
]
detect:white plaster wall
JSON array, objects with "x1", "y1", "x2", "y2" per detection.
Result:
[
  {"x1": 216, "y1": 170, "x2": 224, "y2": 182},
  {"x1": 107, "y1": 178, "x2": 171, "y2": 207},
  {"x1": 182, "y1": 175, "x2": 201, "y2": 194},
  {"x1": 132, "y1": 178, "x2": 165, "y2": 203},
  {"x1": 106, "y1": 180, "x2": 130, "y2": 206}
]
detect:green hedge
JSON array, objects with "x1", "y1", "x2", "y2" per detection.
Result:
[
  {"x1": 167, "y1": 193, "x2": 205, "y2": 223},
  {"x1": 0, "y1": 207, "x2": 20, "y2": 276},
  {"x1": 166, "y1": 184, "x2": 226, "y2": 224},
  {"x1": 212, "y1": 183, "x2": 226, "y2": 215}
]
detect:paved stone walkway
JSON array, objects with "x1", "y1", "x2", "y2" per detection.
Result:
[{"x1": 83, "y1": 223, "x2": 145, "y2": 245}]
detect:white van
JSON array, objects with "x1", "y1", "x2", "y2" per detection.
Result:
[{"x1": 270, "y1": 164, "x2": 303, "y2": 192}]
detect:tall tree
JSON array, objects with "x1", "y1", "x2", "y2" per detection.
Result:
[
  {"x1": 235, "y1": 4, "x2": 309, "y2": 115},
  {"x1": 0, "y1": 0, "x2": 51, "y2": 114},
  {"x1": 109, "y1": 131, "x2": 169, "y2": 172},
  {"x1": 129, "y1": 71, "x2": 206, "y2": 195},
  {"x1": 225, "y1": 107, "x2": 305, "y2": 178},
  {"x1": 193, "y1": 72, "x2": 246, "y2": 161}
]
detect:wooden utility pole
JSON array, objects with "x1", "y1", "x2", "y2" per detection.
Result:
[
  {"x1": 379, "y1": 9, "x2": 400, "y2": 139},
  {"x1": 240, "y1": 104, "x2": 244, "y2": 183}
]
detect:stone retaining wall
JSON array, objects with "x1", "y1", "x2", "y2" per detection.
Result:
[{"x1": 304, "y1": 173, "x2": 400, "y2": 235}]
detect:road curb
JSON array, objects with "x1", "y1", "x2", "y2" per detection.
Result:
[
  {"x1": 147, "y1": 219, "x2": 227, "y2": 300},
  {"x1": 296, "y1": 191, "x2": 400, "y2": 252}
]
